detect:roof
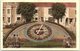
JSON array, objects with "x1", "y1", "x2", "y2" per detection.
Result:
[
  {"x1": 3, "y1": 2, "x2": 76, "y2": 8},
  {"x1": 34, "y1": 3, "x2": 76, "y2": 7}
]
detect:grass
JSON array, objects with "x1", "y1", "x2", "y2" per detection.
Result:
[
  {"x1": 20, "y1": 41, "x2": 63, "y2": 48},
  {"x1": 47, "y1": 21, "x2": 76, "y2": 40}
]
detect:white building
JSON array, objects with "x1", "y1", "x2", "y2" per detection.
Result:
[{"x1": 3, "y1": 2, "x2": 76, "y2": 33}]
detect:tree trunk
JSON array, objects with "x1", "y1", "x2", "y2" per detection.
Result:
[
  {"x1": 57, "y1": 19, "x2": 59, "y2": 24},
  {"x1": 53, "y1": 17, "x2": 55, "y2": 22},
  {"x1": 61, "y1": 18, "x2": 62, "y2": 22}
]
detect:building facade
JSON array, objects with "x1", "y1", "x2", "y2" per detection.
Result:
[{"x1": 3, "y1": 2, "x2": 76, "y2": 33}]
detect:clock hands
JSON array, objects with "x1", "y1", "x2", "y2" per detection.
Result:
[
  {"x1": 27, "y1": 23, "x2": 52, "y2": 41},
  {"x1": 36, "y1": 24, "x2": 43, "y2": 34}
]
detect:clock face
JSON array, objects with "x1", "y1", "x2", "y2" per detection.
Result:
[{"x1": 27, "y1": 24, "x2": 52, "y2": 42}]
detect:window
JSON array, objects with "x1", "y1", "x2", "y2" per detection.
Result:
[
  {"x1": 60, "y1": 18, "x2": 62, "y2": 22},
  {"x1": 48, "y1": 8, "x2": 52, "y2": 15},
  {"x1": 17, "y1": 17, "x2": 20, "y2": 20},
  {"x1": 65, "y1": 18, "x2": 68, "y2": 25},
  {"x1": 35, "y1": 10, "x2": 37, "y2": 13},
  {"x1": 7, "y1": 9, "x2": 10, "y2": 14},
  {"x1": 41, "y1": 17, "x2": 44, "y2": 22},
  {"x1": 70, "y1": 18, "x2": 73, "y2": 24},
  {"x1": 3, "y1": 17, "x2": 5, "y2": 23},
  {"x1": 35, "y1": 18, "x2": 38, "y2": 20},
  {"x1": 7, "y1": 3, "x2": 12, "y2": 5},
  {"x1": 3, "y1": 9, "x2": 4, "y2": 14},
  {"x1": 8, "y1": 17, "x2": 10, "y2": 23},
  {"x1": 75, "y1": 18, "x2": 76, "y2": 23},
  {"x1": 75, "y1": 10, "x2": 76, "y2": 14},
  {"x1": 3, "y1": 17, "x2": 4, "y2": 21}
]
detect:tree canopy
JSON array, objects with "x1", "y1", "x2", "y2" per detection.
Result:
[
  {"x1": 17, "y1": 2, "x2": 36, "y2": 22},
  {"x1": 51, "y1": 3, "x2": 66, "y2": 23}
]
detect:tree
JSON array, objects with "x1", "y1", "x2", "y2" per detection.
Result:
[
  {"x1": 51, "y1": 3, "x2": 66, "y2": 24},
  {"x1": 17, "y1": 2, "x2": 36, "y2": 23}
]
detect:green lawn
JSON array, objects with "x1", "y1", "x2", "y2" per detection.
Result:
[{"x1": 20, "y1": 41, "x2": 63, "y2": 48}]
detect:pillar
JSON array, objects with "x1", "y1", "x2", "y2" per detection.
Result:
[
  {"x1": 38, "y1": 7, "x2": 44, "y2": 22},
  {"x1": 3, "y1": 3, "x2": 8, "y2": 25},
  {"x1": 11, "y1": 3, "x2": 16, "y2": 24}
]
